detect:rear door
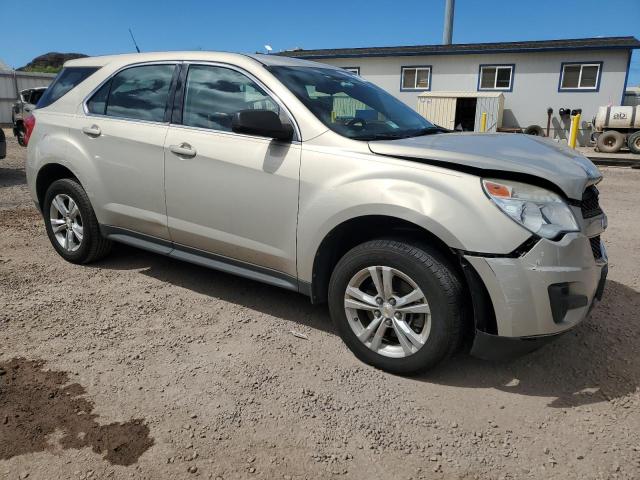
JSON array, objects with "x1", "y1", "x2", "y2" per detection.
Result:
[
  {"x1": 163, "y1": 63, "x2": 301, "y2": 276},
  {"x1": 70, "y1": 63, "x2": 177, "y2": 239}
]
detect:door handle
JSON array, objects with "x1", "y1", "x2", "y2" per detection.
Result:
[
  {"x1": 169, "y1": 143, "x2": 197, "y2": 158},
  {"x1": 82, "y1": 125, "x2": 101, "y2": 137}
]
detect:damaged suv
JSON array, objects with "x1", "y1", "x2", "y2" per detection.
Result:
[{"x1": 25, "y1": 52, "x2": 607, "y2": 373}]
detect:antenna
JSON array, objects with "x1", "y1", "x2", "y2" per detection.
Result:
[
  {"x1": 129, "y1": 28, "x2": 141, "y2": 53},
  {"x1": 264, "y1": 44, "x2": 273, "y2": 54}
]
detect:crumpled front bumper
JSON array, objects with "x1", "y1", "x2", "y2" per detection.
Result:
[{"x1": 464, "y1": 233, "x2": 608, "y2": 359}]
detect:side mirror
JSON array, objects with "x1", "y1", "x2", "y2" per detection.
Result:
[{"x1": 232, "y1": 110, "x2": 294, "y2": 141}]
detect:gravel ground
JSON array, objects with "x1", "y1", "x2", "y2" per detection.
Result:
[{"x1": 1, "y1": 130, "x2": 639, "y2": 480}]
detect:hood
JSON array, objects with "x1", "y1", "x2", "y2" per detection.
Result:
[{"x1": 368, "y1": 132, "x2": 601, "y2": 200}]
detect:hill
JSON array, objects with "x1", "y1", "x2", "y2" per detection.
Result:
[{"x1": 18, "y1": 52, "x2": 88, "y2": 73}]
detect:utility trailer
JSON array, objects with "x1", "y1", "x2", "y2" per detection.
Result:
[{"x1": 592, "y1": 105, "x2": 640, "y2": 154}]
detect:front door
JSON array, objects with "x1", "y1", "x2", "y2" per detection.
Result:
[{"x1": 164, "y1": 64, "x2": 300, "y2": 276}]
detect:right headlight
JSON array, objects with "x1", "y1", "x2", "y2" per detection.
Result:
[{"x1": 482, "y1": 178, "x2": 579, "y2": 240}]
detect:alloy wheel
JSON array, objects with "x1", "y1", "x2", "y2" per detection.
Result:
[
  {"x1": 344, "y1": 266, "x2": 431, "y2": 358},
  {"x1": 49, "y1": 194, "x2": 83, "y2": 252}
]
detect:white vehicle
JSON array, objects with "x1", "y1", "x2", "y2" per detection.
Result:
[
  {"x1": 593, "y1": 105, "x2": 640, "y2": 154},
  {"x1": 25, "y1": 52, "x2": 608, "y2": 374}
]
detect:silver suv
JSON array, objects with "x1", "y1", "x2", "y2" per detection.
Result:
[{"x1": 26, "y1": 52, "x2": 608, "y2": 374}]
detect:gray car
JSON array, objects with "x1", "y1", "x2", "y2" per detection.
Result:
[{"x1": 25, "y1": 52, "x2": 607, "y2": 374}]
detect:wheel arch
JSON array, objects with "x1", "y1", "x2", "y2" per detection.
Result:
[
  {"x1": 35, "y1": 163, "x2": 82, "y2": 212},
  {"x1": 307, "y1": 214, "x2": 460, "y2": 305}
]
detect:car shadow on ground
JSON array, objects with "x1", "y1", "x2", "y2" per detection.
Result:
[
  {"x1": 96, "y1": 244, "x2": 639, "y2": 408},
  {"x1": 96, "y1": 243, "x2": 334, "y2": 334},
  {"x1": 420, "y1": 279, "x2": 640, "y2": 408}
]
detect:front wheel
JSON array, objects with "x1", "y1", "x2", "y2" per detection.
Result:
[
  {"x1": 328, "y1": 239, "x2": 466, "y2": 374},
  {"x1": 596, "y1": 130, "x2": 624, "y2": 153}
]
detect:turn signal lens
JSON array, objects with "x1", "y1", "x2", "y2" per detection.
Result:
[
  {"x1": 482, "y1": 178, "x2": 579, "y2": 240},
  {"x1": 483, "y1": 181, "x2": 512, "y2": 198}
]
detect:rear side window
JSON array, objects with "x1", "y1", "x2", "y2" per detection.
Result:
[
  {"x1": 36, "y1": 67, "x2": 99, "y2": 109},
  {"x1": 87, "y1": 64, "x2": 175, "y2": 122}
]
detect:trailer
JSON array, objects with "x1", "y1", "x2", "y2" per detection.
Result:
[{"x1": 593, "y1": 105, "x2": 640, "y2": 154}]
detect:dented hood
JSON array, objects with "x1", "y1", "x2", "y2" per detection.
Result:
[{"x1": 368, "y1": 132, "x2": 601, "y2": 200}]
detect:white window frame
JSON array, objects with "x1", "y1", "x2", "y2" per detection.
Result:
[
  {"x1": 400, "y1": 66, "x2": 431, "y2": 91},
  {"x1": 559, "y1": 62, "x2": 602, "y2": 91},
  {"x1": 478, "y1": 65, "x2": 514, "y2": 91}
]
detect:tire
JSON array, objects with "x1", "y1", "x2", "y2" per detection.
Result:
[
  {"x1": 596, "y1": 130, "x2": 625, "y2": 153},
  {"x1": 16, "y1": 129, "x2": 26, "y2": 147},
  {"x1": 328, "y1": 239, "x2": 466, "y2": 375},
  {"x1": 524, "y1": 125, "x2": 544, "y2": 136},
  {"x1": 43, "y1": 178, "x2": 112, "y2": 264},
  {"x1": 627, "y1": 131, "x2": 640, "y2": 155},
  {"x1": 0, "y1": 129, "x2": 5, "y2": 159}
]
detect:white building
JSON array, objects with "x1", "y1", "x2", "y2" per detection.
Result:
[{"x1": 281, "y1": 36, "x2": 639, "y2": 145}]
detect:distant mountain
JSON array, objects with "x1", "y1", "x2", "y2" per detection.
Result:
[{"x1": 18, "y1": 52, "x2": 88, "y2": 73}]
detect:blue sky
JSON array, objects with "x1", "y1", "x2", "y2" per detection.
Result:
[{"x1": 3, "y1": 0, "x2": 639, "y2": 86}]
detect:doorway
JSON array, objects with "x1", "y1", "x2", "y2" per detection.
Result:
[{"x1": 454, "y1": 98, "x2": 477, "y2": 131}]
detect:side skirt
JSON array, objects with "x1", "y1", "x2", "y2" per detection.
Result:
[{"x1": 101, "y1": 225, "x2": 302, "y2": 294}]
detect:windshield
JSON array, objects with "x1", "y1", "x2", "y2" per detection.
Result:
[{"x1": 267, "y1": 65, "x2": 436, "y2": 140}]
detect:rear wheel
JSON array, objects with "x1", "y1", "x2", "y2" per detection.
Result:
[
  {"x1": 43, "y1": 178, "x2": 112, "y2": 264},
  {"x1": 596, "y1": 130, "x2": 624, "y2": 153},
  {"x1": 627, "y1": 131, "x2": 640, "y2": 155},
  {"x1": 328, "y1": 239, "x2": 465, "y2": 374},
  {"x1": 16, "y1": 126, "x2": 26, "y2": 147}
]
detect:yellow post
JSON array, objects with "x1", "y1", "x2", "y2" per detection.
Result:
[
  {"x1": 480, "y1": 112, "x2": 487, "y2": 132},
  {"x1": 568, "y1": 113, "x2": 581, "y2": 149}
]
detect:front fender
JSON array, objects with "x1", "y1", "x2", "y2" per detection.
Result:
[{"x1": 296, "y1": 148, "x2": 530, "y2": 283}]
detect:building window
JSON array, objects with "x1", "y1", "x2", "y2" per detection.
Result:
[
  {"x1": 478, "y1": 65, "x2": 514, "y2": 91},
  {"x1": 559, "y1": 62, "x2": 602, "y2": 91},
  {"x1": 342, "y1": 67, "x2": 360, "y2": 75},
  {"x1": 401, "y1": 66, "x2": 431, "y2": 91}
]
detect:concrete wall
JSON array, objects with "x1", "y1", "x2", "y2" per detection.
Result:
[
  {"x1": 0, "y1": 70, "x2": 55, "y2": 125},
  {"x1": 320, "y1": 49, "x2": 631, "y2": 145}
]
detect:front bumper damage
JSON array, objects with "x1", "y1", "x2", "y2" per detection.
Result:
[{"x1": 463, "y1": 233, "x2": 608, "y2": 360}]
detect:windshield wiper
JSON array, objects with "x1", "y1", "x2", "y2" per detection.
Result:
[
  {"x1": 356, "y1": 127, "x2": 448, "y2": 141},
  {"x1": 407, "y1": 126, "x2": 448, "y2": 137},
  {"x1": 353, "y1": 132, "x2": 409, "y2": 141}
]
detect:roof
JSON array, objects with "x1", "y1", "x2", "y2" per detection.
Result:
[
  {"x1": 278, "y1": 36, "x2": 640, "y2": 59},
  {"x1": 64, "y1": 51, "x2": 331, "y2": 69}
]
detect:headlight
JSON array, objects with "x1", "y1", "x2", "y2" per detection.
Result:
[{"x1": 482, "y1": 178, "x2": 579, "y2": 239}]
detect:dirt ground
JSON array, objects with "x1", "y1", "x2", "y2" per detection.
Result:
[{"x1": 1, "y1": 130, "x2": 639, "y2": 480}]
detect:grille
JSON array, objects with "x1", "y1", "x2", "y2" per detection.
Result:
[
  {"x1": 590, "y1": 236, "x2": 603, "y2": 260},
  {"x1": 581, "y1": 186, "x2": 603, "y2": 219}
]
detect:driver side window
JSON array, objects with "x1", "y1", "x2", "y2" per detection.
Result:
[{"x1": 182, "y1": 65, "x2": 280, "y2": 132}]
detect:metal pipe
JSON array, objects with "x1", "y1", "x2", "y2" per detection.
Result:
[
  {"x1": 442, "y1": 0, "x2": 455, "y2": 45},
  {"x1": 480, "y1": 112, "x2": 487, "y2": 132}
]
